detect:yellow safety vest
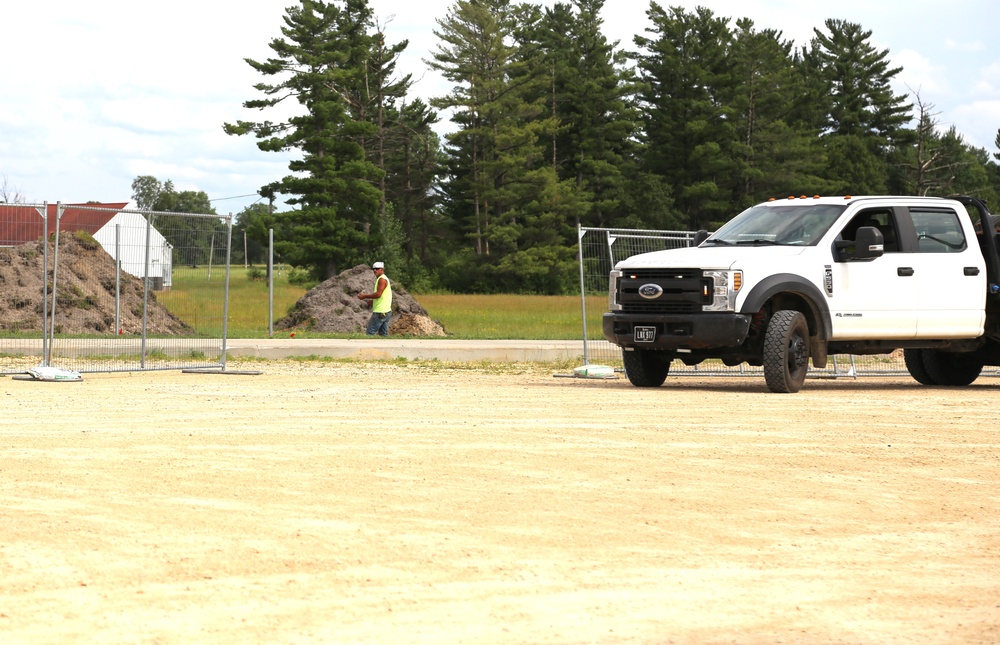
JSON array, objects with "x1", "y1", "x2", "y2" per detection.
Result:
[{"x1": 373, "y1": 275, "x2": 392, "y2": 314}]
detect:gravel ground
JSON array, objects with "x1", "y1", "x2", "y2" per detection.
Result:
[{"x1": 1, "y1": 360, "x2": 998, "y2": 644}]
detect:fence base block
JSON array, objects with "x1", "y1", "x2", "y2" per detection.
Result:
[{"x1": 182, "y1": 368, "x2": 263, "y2": 376}]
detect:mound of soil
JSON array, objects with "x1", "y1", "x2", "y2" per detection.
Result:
[
  {"x1": 0, "y1": 234, "x2": 191, "y2": 335},
  {"x1": 275, "y1": 264, "x2": 447, "y2": 336}
]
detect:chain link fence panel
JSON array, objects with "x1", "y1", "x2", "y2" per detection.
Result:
[{"x1": 0, "y1": 203, "x2": 231, "y2": 375}]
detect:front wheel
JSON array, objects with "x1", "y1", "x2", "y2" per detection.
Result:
[
  {"x1": 622, "y1": 349, "x2": 672, "y2": 387},
  {"x1": 763, "y1": 310, "x2": 810, "y2": 393}
]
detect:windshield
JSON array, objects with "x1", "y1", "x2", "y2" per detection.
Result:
[{"x1": 702, "y1": 204, "x2": 847, "y2": 246}]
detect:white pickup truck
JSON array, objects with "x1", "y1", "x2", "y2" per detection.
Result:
[{"x1": 603, "y1": 195, "x2": 1000, "y2": 392}]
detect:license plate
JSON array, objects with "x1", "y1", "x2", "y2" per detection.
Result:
[{"x1": 634, "y1": 326, "x2": 656, "y2": 342}]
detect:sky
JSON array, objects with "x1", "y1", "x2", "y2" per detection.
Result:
[{"x1": 2, "y1": 0, "x2": 998, "y2": 216}]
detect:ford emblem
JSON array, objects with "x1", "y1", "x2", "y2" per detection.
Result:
[{"x1": 638, "y1": 283, "x2": 663, "y2": 299}]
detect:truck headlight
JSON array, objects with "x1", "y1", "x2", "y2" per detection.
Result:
[
  {"x1": 608, "y1": 270, "x2": 622, "y2": 311},
  {"x1": 702, "y1": 270, "x2": 741, "y2": 311}
]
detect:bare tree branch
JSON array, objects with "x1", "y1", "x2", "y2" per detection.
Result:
[{"x1": 0, "y1": 174, "x2": 26, "y2": 204}]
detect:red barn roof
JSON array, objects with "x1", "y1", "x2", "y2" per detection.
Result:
[{"x1": 0, "y1": 202, "x2": 129, "y2": 246}]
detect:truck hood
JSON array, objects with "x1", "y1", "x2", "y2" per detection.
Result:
[{"x1": 616, "y1": 245, "x2": 808, "y2": 270}]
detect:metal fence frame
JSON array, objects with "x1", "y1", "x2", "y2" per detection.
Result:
[{"x1": 0, "y1": 202, "x2": 233, "y2": 375}]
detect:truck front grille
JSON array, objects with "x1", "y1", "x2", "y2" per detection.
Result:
[
  {"x1": 617, "y1": 268, "x2": 710, "y2": 314},
  {"x1": 622, "y1": 301, "x2": 700, "y2": 314}
]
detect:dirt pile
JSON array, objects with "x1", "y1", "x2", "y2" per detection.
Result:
[
  {"x1": 275, "y1": 264, "x2": 447, "y2": 336},
  {"x1": 0, "y1": 234, "x2": 191, "y2": 335}
]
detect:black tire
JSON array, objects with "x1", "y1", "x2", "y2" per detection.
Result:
[
  {"x1": 763, "y1": 310, "x2": 810, "y2": 393},
  {"x1": 903, "y1": 349, "x2": 937, "y2": 385},
  {"x1": 622, "y1": 349, "x2": 672, "y2": 387},
  {"x1": 920, "y1": 349, "x2": 983, "y2": 386}
]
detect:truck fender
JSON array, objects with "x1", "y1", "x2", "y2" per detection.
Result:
[{"x1": 739, "y1": 274, "x2": 833, "y2": 340}]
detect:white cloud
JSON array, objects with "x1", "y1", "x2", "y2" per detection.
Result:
[
  {"x1": 945, "y1": 38, "x2": 986, "y2": 53},
  {"x1": 975, "y1": 61, "x2": 1000, "y2": 97},
  {"x1": 952, "y1": 101, "x2": 1000, "y2": 149},
  {"x1": 894, "y1": 49, "x2": 950, "y2": 97}
]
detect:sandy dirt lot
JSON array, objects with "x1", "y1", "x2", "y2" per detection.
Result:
[{"x1": 1, "y1": 360, "x2": 998, "y2": 644}]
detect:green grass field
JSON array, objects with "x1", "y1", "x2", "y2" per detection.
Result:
[
  {"x1": 156, "y1": 266, "x2": 307, "y2": 338},
  {"x1": 414, "y1": 293, "x2": 607, "y2": 340},
  {"x1": 161, "y1": 267, "x2": 606, "y2": 340}
]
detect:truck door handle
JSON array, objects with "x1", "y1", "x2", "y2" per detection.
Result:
[
  {"x1": 965, "y1": 267, "x2": 980, "y2": 276},
  {"x1": 898, "y1": 267, "x2": 914, "y2": 276}
]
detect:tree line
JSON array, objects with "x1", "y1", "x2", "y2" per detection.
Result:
[{"x1": 163, "y1": 0, "x2": 1000, "y2": 294}]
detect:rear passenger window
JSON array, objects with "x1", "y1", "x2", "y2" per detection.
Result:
[{"x1": 912, "y1": 209, "x2": 967, "y2": 253}]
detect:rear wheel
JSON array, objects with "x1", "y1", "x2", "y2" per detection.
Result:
[
  {"x1": 903, "y1": 349, "x2": 937, "y2": 385},
  {"x1": 921, "y1": 349, "x2": 983, "y2": 386},
  {"x1": 763, "y1": 310, "x2": 810, "y2": 393},
  {"x1": 622, "y1": 349, "x2": 672, "y2": 387}
]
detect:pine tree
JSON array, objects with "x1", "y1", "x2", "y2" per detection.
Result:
[
  {"x1": 808, "y1": 20, "x2": 912, "y2": 144},
  {"x1": 633, "y1": 5, "x2": 736, "y2": 229},
  {"x1": 535, "y1": 0, "x2": 638, "y2": 229},
  {"x1": 382, "y1": 99, "x2": 443, "y2": 268},
  {"x1": 429, "y1": 0, "x2": 563, "y2": 290},
  {"x1": 726, "y1": 19, "x2": 830, "y2": 203},
  {"x1": 428, "y1": 0, "x2": 517, "y2": 258},
  {"x1": 224, "y1": 0, "x2": 392, "y2": 279},
  {"x1": 803, "y1": 19, "x2": 913, "y2": 193},
  {"x1": 354, "y1": 18, "x2": 412, "y2": 233}
]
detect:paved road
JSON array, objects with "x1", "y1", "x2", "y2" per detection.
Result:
[
  {"x1": 224, "y1": 338, "x2": 587, "y2": 363},
  {"x1": 0, "y1": 338, "x2": 592, "y2": 367}
]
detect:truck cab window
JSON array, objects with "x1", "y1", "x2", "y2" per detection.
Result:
[
  {"x1": 841, "y1": 209, "x2": 900, "y2": 253},
  {"x1": 912, "y1": 209, "x2": 967, "y2": 253}
]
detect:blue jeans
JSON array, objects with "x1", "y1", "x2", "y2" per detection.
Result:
[{"x1": 366, "y1": 311, "x2": 391, "y2": 336}]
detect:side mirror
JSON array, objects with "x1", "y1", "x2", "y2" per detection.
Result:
[
  {"x1": 834, "y1": 226, "x2": 884, "y2": 261},
  {"x1": 839, "y1": 226, "x2": 884, "y2": 261},
  {"x1": 692, "y1": 229, "x2": 710, "y2": 246},
  {"x1": 854, "y1": 226, "x2": 884, "y2": 259}
]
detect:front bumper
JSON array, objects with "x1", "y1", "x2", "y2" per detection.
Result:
[{"x1": 603, "y1": 312, "x2": 752, "y2": 350}]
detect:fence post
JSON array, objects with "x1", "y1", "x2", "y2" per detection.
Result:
[
  {"x1": 39, "y1": 202, "x2": 49, "y2": 366},
  {"x1": 577, "y1": 225, "x2": 589, "y2": 366},
  {"x1": 268, "y1": 228, "x2": 274, "y2": 339},
  {"x1": 115, "y1": 224, "x2": 121, "y2": 335},
  {"x1": 221, "y1": 215, "x2": 233, "y2": 370},
  {"x1": 47, "y1": 202, "x2": 65, "y2": 367},
  {"x1": 140, "y1": 211, "x2": 153, "y2": 368}
]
